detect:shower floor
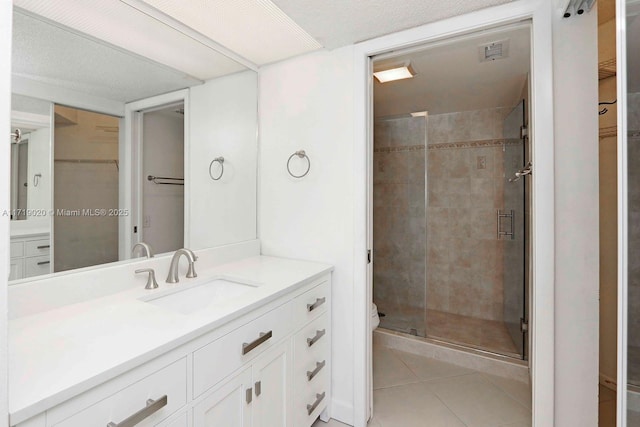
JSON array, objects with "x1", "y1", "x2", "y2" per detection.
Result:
[{"x1": 378, "y1": 308, "x2": 520, "y2": 358}]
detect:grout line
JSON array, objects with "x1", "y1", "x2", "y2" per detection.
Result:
[
  {"x1": 431, "y1": 392, "x2": 470, "y2": 427},
  {"x1": 479, "y1": 372, "x2": 532, "y2": 411}
]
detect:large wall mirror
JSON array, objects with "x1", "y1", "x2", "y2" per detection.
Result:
[{"x1": 9, "y1": 5, "x2": 258, "y2": 282}]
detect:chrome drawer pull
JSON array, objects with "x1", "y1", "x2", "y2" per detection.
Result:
[
  {"x1": 307, "y1": 297, "x2": 326, "y2": 312},
  {"x1": 37, "y1": 261, "x2": 50, "y2": 265},
  {"x1": 106, "y1": 395, "x2": 167, "y2": 427},
  {"x1": 36, "y1": 245, "x2": 50, "y2": 249},
  {"x1": 242, "y1": 330, "x2": 273, "y2": 355},
  {"x1": 307, "y1": 329, "x2": 326, "y2": 347},
  {"x1": 255, "y1": 380, "x2": 262, "y2": 396},
  {"x1": 306, "y1": 392, "x2": 326, "y2": 415},
  {"x1": 246, "y1": 387, "x2": 253, "y2": 404},
  {"x1": 306, "y1": 360, "x2": 326, "y2": 381}
]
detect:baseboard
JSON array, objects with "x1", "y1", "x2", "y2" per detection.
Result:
[
  {"x1": 599, "y1": 372, "x2": 617, "y2": 391},
  {"x1": 330, "y1": 398, "x2": 354, "y2": 426}
]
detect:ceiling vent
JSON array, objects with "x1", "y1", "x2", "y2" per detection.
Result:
[{"x1": 478, "y1": 39, "x2": 510, "y2": 62}]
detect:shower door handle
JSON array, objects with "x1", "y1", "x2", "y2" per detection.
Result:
[{"x1": 509, "y1": 162, "x2": 532, "y2": 182}]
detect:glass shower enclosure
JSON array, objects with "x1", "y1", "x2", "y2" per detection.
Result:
[{"x1": 373, "y1": 100, "x2": 529, "y2": 360}]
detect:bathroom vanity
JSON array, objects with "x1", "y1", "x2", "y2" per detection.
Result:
[{"x1": 9, "y1": 246, "x2": 333, "y2": 427}]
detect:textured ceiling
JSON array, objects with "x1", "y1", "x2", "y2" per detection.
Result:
[
  {"x1": 12, "y1": 11, "x2": 204, "y2": 103},
  {"x1": 272, "y1": 0, "x2": 513, "y2": 49},
  {"x1": 374, "y1": 26, "x2": 530, "y2": 117},
  {"x1": 14, "y1": 0, "x2": 247, "y2": 81},
  {"x1": 133, "y1": 0, "x2": 322, "y2": 65}
]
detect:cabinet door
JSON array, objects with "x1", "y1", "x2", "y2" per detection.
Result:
[
  {"x1": 9, "y1": 258, "x2": 24, "y2": 280},
  {"x1": 252, "y1": 340, "x2": 291, "y2": 427},
  {"x1": 193, "y1": 367, "x2": 252, "y2": 427}
]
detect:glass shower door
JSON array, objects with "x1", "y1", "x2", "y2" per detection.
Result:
[{"x1": 502, "y1": 100, "x2": 528, "y2": 360}]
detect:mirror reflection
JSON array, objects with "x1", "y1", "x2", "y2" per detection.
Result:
[{"x1": 9, "y1": 6, "x2": 254, "y2": 281}]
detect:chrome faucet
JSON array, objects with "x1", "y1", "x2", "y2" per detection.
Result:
[
  {"x1": 132, "y1": 242, "x2": 154, "y2": 259},
  {"x1": 166, "y1": 248, "x2": 198, "y2": 283}
]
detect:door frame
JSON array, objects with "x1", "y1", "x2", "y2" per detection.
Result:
[
  {"x1": 352, "y1": 1, "x2": 555, "y2": 426},
  {"x1": 122, "y1": 89, "x2": 189, "y2": 259}
]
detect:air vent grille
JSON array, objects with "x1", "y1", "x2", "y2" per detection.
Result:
[{"x1": 479, "y1": 39, "x2": 510, "y2": 62}]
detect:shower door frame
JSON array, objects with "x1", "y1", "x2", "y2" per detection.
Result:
[{"x1": 352, "y1": 2, "x2": 556, "y2": 426}]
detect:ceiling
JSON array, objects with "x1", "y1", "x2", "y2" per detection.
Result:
[
  {"x1": 272, "y1": 0, "x2": 512, "y2": 49},
  {"x1": 373, "y1": 25, "x2": 530, "y2": 117}
]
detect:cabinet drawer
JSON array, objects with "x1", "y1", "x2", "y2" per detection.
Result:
[
  {"x1": 25, "y1": 256, "x2": 50, "y2": 277},
  {"x1": 10, "y1": 241, "x2": 24, "y2": 258},
  {"x1": 193, "y1": 301, "x2": 293, "y2": 398},
  {"x1": 293, "y1": 314, "x2": 329, "y2": 396},
  {"x1": 293, "y1": 376, "x2": 329, "y2": 427},
  {"x1": 49, "y1": 358, "x2": 187, "y2": 427},
  {"x1": 293, "y1": 281, "x2": 329, "y2": 326},
  {"x1": 25, "y1": 239, "x2": 51, "y2": 257}
]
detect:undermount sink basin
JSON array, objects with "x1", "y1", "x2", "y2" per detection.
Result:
[{"x1": 142, "y1": 278, "x2": 259, "y2": 315}]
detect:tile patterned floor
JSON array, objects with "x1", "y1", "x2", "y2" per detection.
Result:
[
  {"x1": 313, "y1": 344, "x2": 531, "y2": 427},
  {"x1": 312, "y1": 347, "x2": 637, "y2": 426}
]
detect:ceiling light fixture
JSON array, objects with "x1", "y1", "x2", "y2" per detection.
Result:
[
  {"x1": 410, "y1": 111, "x2": 428, "y2": 117},
  {"x1": 373, "y1": 64, "x2": 415, "y2": 83}
]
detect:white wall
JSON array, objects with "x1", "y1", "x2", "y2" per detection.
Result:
[
  {"x1": 142, "y1": 109, "x2": 184, "y2": 254},
  {"x1": 552, "y1": 8, "x2": 600, "y2": 427},
  {"x1": 258, "y1": 46, "x2": 356, "y2": 424},
  {"x1": 1, "y1": 1, "x2": 12, "y2": 424},
  {"x1": 189, "y1": 71, "x2": 258, "y2": 249},
  {"x1": 259, "y1": 5, "x2": 600, "y2": 426},
  {"x1": 27, "y1": 126, "x2": 51, "y2": 215}
]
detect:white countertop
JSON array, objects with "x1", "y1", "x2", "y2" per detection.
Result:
[{"x1": 9, "y1": 255, "x2": 333, "y2": 424}]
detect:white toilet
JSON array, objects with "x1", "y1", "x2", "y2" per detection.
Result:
[{"x1": 371, "y1": 303, "x2": 380, "y2": 330}]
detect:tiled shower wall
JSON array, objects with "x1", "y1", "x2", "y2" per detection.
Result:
[
  {"x1": 373, "y1": 117, "x2": 427, "y2": 335},
  {"x1": 373, "y1": 107, "x2": 523, "y2": 335},
  {"x1": 427, "y1": 107, "x2": 515, "y2": 322}
]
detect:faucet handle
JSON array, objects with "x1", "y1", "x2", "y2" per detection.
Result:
[{"x1": 135, "y1": 268, "x2": 159, "y2": 290}]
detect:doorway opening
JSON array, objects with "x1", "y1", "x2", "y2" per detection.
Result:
[
  {"x1": 53, "y1": 105, "x2": 120, "y2": 272},
  {"x1": 139, "y1": 103, "x2": 185, "y2": 255},
  {"x1": 368, "y1": 23, "x2": 533, "y2": 425}
]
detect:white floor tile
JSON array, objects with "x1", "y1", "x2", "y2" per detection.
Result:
[
  {"x1": 424, "y1": 373, "x2": 531, "y2": 427},
  {"x1": 311, "y1": 419, "x2": 349, "y2": 427},
  {"x1": 373, "y1": 345, "x2": 420, "y2": 389},
  {"x1": 481, "y1": 373, "x2": 532, "y2": 410},
  {"x1": 311, "y1": 417, "x2": 382, "y2": 427},
  {"x1": 373, "y1": 381, "x2": 466, "y2": 426},
  {"x1": 394, "y1": 349, "x2": 474, "y2": 381}
]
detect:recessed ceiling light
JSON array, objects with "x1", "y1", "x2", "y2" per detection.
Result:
[
  {"x1": 373, "y1": 64, "x2": 415, "y2": 83},
  {"x1": 410, "y1": 111, "x2": 428, "y2": 117}
]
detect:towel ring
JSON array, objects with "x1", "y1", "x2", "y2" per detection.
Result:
[
  {"x1": 287, "y1": 150, "x2": 311, "y2": 178},
  {"x1": 209, "y1": 157, "x2": 225, "y2": 181}
]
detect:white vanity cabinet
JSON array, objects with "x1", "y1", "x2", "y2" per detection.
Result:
[
  {"x1": 193, "y1": 340, "x2": 291, "y2": 427},
  {"x1": 10, "y1": 233, "x2": 51, "y2": 280},
  {"x1": 13, "y1": 273, "x2": 331, "y2": 427}
]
